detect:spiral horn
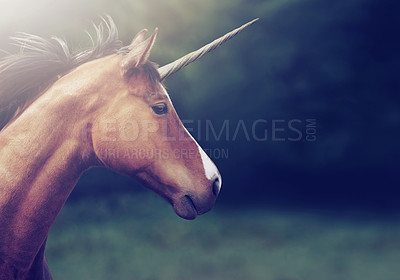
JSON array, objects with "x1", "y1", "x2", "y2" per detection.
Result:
[{"x1": 158, "y1": 18, "x2": 259, "y2": 81}]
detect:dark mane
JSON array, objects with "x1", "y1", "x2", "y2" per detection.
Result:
[{"x1": 0, "y1": 16, "x2": 158, "y2": 131}]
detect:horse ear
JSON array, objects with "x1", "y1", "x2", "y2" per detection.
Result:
[
  {"x1": 128, "y1": 29, "x2": 148, "y2": 50},
  {"x1": 121, "y1": 28, "x2": 158, "y2": 73}
]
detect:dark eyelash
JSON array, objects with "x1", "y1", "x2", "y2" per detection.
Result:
[{"x1": 151, "y1": 103, "x2": 168, "y2": 115}]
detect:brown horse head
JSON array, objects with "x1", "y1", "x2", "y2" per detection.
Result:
[
  {"x1": 0, "y1": 17, "x2": 257, "y2": 278},
  {"x1": 90, "y1": 29, "x2": 221, "y2": 220}
]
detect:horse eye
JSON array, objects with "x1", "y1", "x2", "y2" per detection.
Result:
[{"x1": 152, "y1": 103, "x2": 168, "y2": 115}]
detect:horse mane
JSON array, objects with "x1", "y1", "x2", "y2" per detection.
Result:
[{"x1": 0, "y1": 16, "x2": 159, "y2": 131}]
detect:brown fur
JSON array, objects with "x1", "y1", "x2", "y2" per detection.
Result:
[
  {"x1": 0, "y1": 16, "x2": 120, "y2": 131},
  {"x1": 0, "y1": 19, "x2": 220, "y2": 280}
]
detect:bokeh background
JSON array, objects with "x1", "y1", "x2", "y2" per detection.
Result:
[{"x1": 1, "y1": 0, "x2": 400, "y2": 279}]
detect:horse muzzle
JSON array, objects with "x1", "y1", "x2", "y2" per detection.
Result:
[{"x1": 173, "y1": 176, "x2": 221, "y2": 220}]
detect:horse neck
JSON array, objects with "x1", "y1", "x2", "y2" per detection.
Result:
[{"x1": 0, "y1": 75, "x2": 99, "y2": 270}]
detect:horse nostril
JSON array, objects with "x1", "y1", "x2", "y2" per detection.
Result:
[{"x1": 212, "y1": 177, "x2": 221, "y2": 196}]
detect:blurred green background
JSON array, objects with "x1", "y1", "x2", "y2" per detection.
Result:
[{"x1": 1, "y1": 0, "x2": 400, "y2": 279}]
